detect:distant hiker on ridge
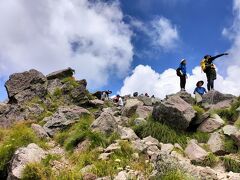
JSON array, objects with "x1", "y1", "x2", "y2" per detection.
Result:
[
  {"x1": 194, "y1": 80, "x2": 207, "y2": 103},
  {"x1": 201, "y1": 53, "x2": 228, "y2": 91},
  {"x1": 176, "y1": 59, "x2": 187, "y2": 91}
]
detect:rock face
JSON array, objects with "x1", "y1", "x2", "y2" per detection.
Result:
[
  {"x1": 121, "y1": 99, "x2": 144, "y2": 117},
  {"x1": 184, "y1": 140, "x2": 208, "y2": 163},
  {"x1": 136, "y1": 106, "x2": 153, "y2": 119},
  {"x1": 31, "y1": 124, "x2": 49, "y2": 139},
  {"x1": 46, "y1": 67, "x2": 75, "y2": 80},
  {"x1": 5, "y1": 69, "x2": 47, "y2": 103},
  {"x1": 223, "y1": 125, "x2": 238, "y2": 136},
  {"x1": 137, "y1": 96, "x2": 152, "y2": 106},
  {"x1": 91, "y1": 112, "x2": 117, "y2": 134},
  {"x1": 197, "y1": 114, "x2": 225, "y2": 133},
  {"x1": 7, "y1": 143, "x2": 46, "y2": 179},
  {"x1": 207, "y1": 132, "x2": 225, "y2": 155},
  {"x1": 153, "y1": 96, "x2": 196, "y2": 130},
  {"x1": 168, "y1": 91, "x2": 195, "y2": 105},
  {"x1": 43, "y1": 106, "x2": 90, "y2": 136},
  {"x1": 202, "y1": 91, "x2": 235, "y2": 105},
  {"x1": 117, "y1": 126, "x2": 139, "y2": 140}
]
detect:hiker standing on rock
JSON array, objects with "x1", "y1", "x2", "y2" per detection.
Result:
[
  {"x1": 177, "y1": 59, "x2": 187, "y2": 91},
  {"x1": 201, "y1": 53, "x2": 228, "y2": 91}
]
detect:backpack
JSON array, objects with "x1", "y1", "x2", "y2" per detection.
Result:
[
  {"x1": 176, "y1": 68, "x2": 182, "y2": 76},
  {"x1": 200, "y1": 59, "x2": 207, "y2": 72}
]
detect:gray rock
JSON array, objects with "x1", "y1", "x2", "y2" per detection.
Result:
[
  {"x1": 202, "y1": 91, "x2": 235, "y2": 105},
  {"x1": 89, "y1": 99, "x2": 104, "y2": 107},
  {"x1": 136, "y1": 105, "x2": 153, "y2": 119},
  {"x1": 184, "y1": 139, "x2": 208, "y2": 163},
  {"x1": 31, "y1": 124, "x2": 49, "y2": 139},
  {"x1": 5, "y1": 69, "x2": 47, "y2": 103},
  {"x1": 137, "y1": 96, "x2": 152, "y2": 106},
  {"x1": 43, "y1": 105, "x2": 90, "y2": 136},
  {"x1": 91, "y1": 112, "x2": 118, "y2": 135},
  {"x1": 7, "y1": 143, "x2": 46, "y2": 179},
  {"x1": 0, "y1": 103, "x2": 9, "y2": 114},
  {"x1": 161, "y1": 143, "x2": 174, "y2": 154},
  {"x1": 169, "y1": 91, "x2": 195, "y2": 105},
  {"x1": 142, "y1": 136, "x2": 161, "y2": 147},
  {"x1": 46, "y1": 67, "x2": 75, "y2": 80},
  {"x1": 104, "y1": 143, "x2": 121, "y2": 153},
  {"x1": 197, "y1": 114, "x2": 225, "y2": 133},
  {"x1": 222, "y1": 125, "x2": 238, "y2": 136},
  {"x1": 153, "y1": 96, "x2": 196, "y2": 130},
  {"x1": 207, "y1": 132, "x2": 225, "y2": 155},
  {"x1": 47, "y1": 78, "x2": 63, "y2": 95},
  {"x1": 98, "y1": 152, "x2": 113, "y2": 160},
  {"x1": 121, "y1": 99, "x2": 143, "y2": 117},
  {"x1": 117, "y1": 126, "x2": 139, "y2": 140},
  {"x1": 70, "y1": 83, "x2": 89, "y2": 106},
  {"x1": 132, "y1": 140, "x2": 148, "y2": 152}
]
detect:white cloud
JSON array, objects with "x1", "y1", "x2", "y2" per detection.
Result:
[
  {"x1": 151, "y1": 17, "x2": 179, "y2": 50},
  {"x1": 129, "y1": 16, "x2": 179, "y2": 51},
  {"x1": 0, "y1": 0, "x2": 133, "y2": 89},
  {"x1": 120, "y1": 65, "x2": 240, "y2": 99}
]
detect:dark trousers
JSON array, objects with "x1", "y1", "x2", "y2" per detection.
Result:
[
  {"x1": 180, "y1": 75, "x2": 186, "y2": 89},
  {"x1": 206, "y1": 73, "x2": 214, "y2": 91}
]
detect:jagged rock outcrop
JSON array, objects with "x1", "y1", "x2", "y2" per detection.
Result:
[
  {"x1": 153, "y1": 96, "x2": 196, "y2": 130},
  {"x1": 5, "y1": 69, "x2": 47, "y2": 104},
  {"x1": 46, "y1": 67, "x2": 75, "y2": 80},
  {"x1": 43, "y1": 105, "x2": 90, "y2": 136},
  {"x1": 91, "y1": 112, "x2": 118, "y2": 134},
  {"x1": 7, "y1": 143, "x2": 46, "y2": 179},
  {"x1": 167, "y1": 91, "x2": 195, "y2": 105},
  {"x1": 202, "y1": 90, "x2": 235, "y2": 105}
]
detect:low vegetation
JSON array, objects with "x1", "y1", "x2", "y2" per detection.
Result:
[
  {"x1": 155, "y1": 169, "x2": 193, "y2": 180},
  {"x1": 0, "y1": 121, "x2": 48, "y2": 178},
  {"x1": 133, "y1": 116, "x2": 209, "y2": 148},
  {"x1": 192, "y1": 153, "x2": 219, "y2": 168},
  {"x1": 224, "y1": 136, "x2": 238, "y2": 153},
  {"x1": 223, "y1": 156, "x2": 240, "y2": 173}
]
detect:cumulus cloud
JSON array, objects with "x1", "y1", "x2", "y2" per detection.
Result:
[
  {"x1": 0, "y1": 0, "x2": 133, "y2": 88},
  {"x1": 120, "y1": 65, "x2": 240, "y2": 99},
  {"x1": 129, "y1": 16, "x2": 179, "y2": 51}
]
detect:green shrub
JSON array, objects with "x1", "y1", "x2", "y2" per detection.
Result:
[
  {"x1": 193, "y1": 105, "x2": 205, "y2": 118},
  {"x1": 22, "y1": 162, "x2": 52, "y2": 180},
  {"x1": 224, "y1": 136, "x2": 238, "y2": 153},
  {"x1": 61, "y1": 77, "x2": 79, "y2": 88},
  {"x1": 53, "y1": 88, "x2": 62, "y2": 98},
  {"x1": 157, "y1": 169, "x2": 193, "y2": 180},
  {"x1": 133, "y1": 116, "x2": 209, "y2": 148},
  {"x1": 0, "y1": 121, "x2": 44, "y2": 176},
  {"x1": 192, "y1": 153, "x2": 218, "y2": 167},
  {"x1": 223, "y1": 156, "x2": 240, "y2": 173}
]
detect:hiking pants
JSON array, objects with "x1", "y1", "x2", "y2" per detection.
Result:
[
  {"x1": 206, "y1": 74, "x2": 214, "y2": 91},
  {"x1": 180, "y1": 75, "x2": 186, "y2": 89}
]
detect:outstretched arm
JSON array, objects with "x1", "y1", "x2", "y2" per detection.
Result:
[{"x1": 209, "y1": 53, "x2": 228, "y2": 62}]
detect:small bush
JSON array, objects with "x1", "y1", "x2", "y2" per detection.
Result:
[
  {"x1": 53, "y1": 88, "x2": 62, "y2": 98},
  {"x1": 22, "y1": 162, "x2": 52, "y2": 180},
  {"x1": 224, "y1": 136, "x2": 238, "y2": 153},
  {"x1": 192, "y1": 153, "x2": 218, "y2": 167},
  {"x1": 61, "y1": 77, "x2": 79, "y2": 88},
  {"x1": 158, "y1": 169, "x2": 192, "y2": 180},
  {"x1": 223, "y1": 156, "x2": 240, "y2": 173},
  {"x1": 193, "y1": 105, "x2": 205, "y2": 117}
]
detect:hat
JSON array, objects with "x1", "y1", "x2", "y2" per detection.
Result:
[
  {"x1": 181, "y1": 59, "x2": 186, "y2": 63},
  {"x1": 196, "y1": 81, "x2": 204, "y2": 86}
]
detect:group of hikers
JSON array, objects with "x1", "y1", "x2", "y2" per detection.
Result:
[
  {"x1": 97, "y1": 52, "x2": 229, "y2": 105},
  {"x1": 177, "y1": 53, "x2": 228, "y2": 102}
]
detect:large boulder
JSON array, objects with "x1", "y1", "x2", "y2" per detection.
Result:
[
  {"x1": 7, "y1": 143, "x2": 46, "y2": 179},
  {"x1": 31, "y1": 124, "x2": 49, "y2": 139},
  {"x1": 91, "y1": 112, "x2": 118, "y2": 135},
  {"x1": 70, "y1": 81, "x2": 89, "y2": 106},
  {"x1": 222, "y1": 125, "x2": 238, "y2": 136},
  {"x1": 121, "y1": 99, "x2": 144, "y2": 117},
  {"x1": 5, "y1": 69, "x2": 47, "y2": 103},
  {"x1": 136, "y1": 106, "x2": 153, "y2": 119},
  {"x1": 168, "y1": 91, "x2": 195, "y2": 105},
  {"x1": 137, "y1": 96, "x2": 152, "y2": 106},
  {"x1": 202, "y1": 91, "x2": 235, "y2": 105},
  {"x1": 184, "y1": 139, "x2": 208, "y2": 163},
  {"x1": 197, "y1": 114, "x2": 225, "y2": 133},
  {"x1": 207, "y1": 132, "x2": 225, "y2": 155},
  {"x1": 117, "y1": 126, "x2": 139, "y2": 140},
  {"x1": 153, "y1": 96, "x2": 196, "y2": 130},
  {"x1": 46, "y1": 67, "x2": 75, "y2": 80},
  {"x1": 43, "y1": 105, "x2": 90, "y2": 136}
]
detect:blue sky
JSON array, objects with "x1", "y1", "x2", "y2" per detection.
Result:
[{"x1": 0, "y1": 0, "x2": 240, "y2": 101}]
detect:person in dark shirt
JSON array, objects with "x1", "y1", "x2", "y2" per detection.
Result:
[
  {"x1": 178, "y1": 59, "x2": 187, "y2": 91},
  {"x1": 203, "y1": 53, "x2": 228, "y2": 91}
]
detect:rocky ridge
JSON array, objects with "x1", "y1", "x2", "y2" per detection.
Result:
[{"x1": 0, "y1": 68, "x2": 240, "y2": 180}]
